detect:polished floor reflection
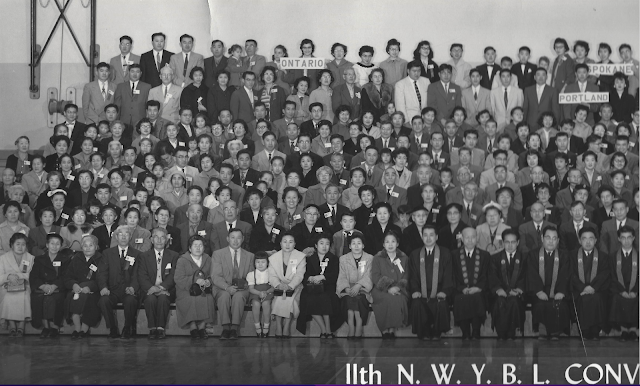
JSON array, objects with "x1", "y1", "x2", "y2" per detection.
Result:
[{"x1": 0, "y1": 336, "x2": 636, "y2": 384}]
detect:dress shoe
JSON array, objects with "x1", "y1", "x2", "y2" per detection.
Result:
[
  {"x1": 78, "y1": 331, "x2": 86, "y2": 339},
  {"x1": 108, "y1": 328, "x2": 120, "y2": 339},
  {"x1": 49, "y1": 329, "x2": 59, "y2": 338},
  {"x1": 421, "y1": 336, "x2": 431, "y2": 341},
  {"x1": 40, "y1": 328, "x2": 51, "y2": 339},
  {"x1": 157, "y1": 329, "x2": 166, "y2": 339},
  {"x1": 550, "y1": 335, "x2": 559, "y2": 341},
  {"x1": 199, "y1": 329, "x2": 208, "y2": 340},
  {"x1": 432, "y1": 335, "x2": 441, "y2": 341},
  {"x1": 71, "y1": 331, "x2": 79, "y2": 340},
  {"x1": 229, "y1": 329, "x2": 239, "y2": 340},
  {"x1": 629, "y1": 331, "x2": 638, "y2": 341},
  {"x1": 220, "y1": 329, "x2": 231, "y2": 340},
  {"x1": 121, "y1": 327, "x2": 131, "y2": 340},
  {"x1": 190, "y1": 329, "x2": 200, "y2": 340},
  {"x1": 148, "y1": 330, "x2": 157, "y2": 340}
]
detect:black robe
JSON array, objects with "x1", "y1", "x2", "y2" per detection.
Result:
[
  {"x1": 489, "y1": 250, "x2": 527, "y2": 338},
  {"x1": 608, "y1": 248, "x2": 639, "y2": 328},
  {"x1": 451, "y1": 247, "x2": 490, "y2": 323},
  {"x1": 569, "y1": 248, "x2": 610, "y2": 334},
  {"x1": 353, "y1": 204, "x2": 375, "y2": 233},
  {"x1": 437, "y1": 222, "x2": 467, "y2": 252},
  {"x1": 248, "y1": 223, "x2": 284, "y2": 253},
  {"x1": 29, "y1": 251, "x2": 73, "y2": 328}
]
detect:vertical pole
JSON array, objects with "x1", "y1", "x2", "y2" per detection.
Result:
[
  {"x1": 89, "y1": 0, "x2": 96, "y2": 81},
  {"x1": 30, "y1": 0, "x2": 37, "y2": 92}
]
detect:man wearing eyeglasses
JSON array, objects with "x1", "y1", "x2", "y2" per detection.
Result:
[{"x1": 164, "y1": 147, "x2": 198, "y2": 189}]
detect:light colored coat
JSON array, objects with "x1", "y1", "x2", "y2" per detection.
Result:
[
  {"x1": 148, "y1": 83, "x2": 183, "y2": 123},
  {"x1": 336, "y1": 252, "x2": 373, "y2": 299},
  {"x1": 251, "y1": 149, "x2": 286, "y2": 172},
  {"x1": 82, "y1": 80, "x2": 116, "y2": 124},
  {"x1": 476, "y1": 222, "x2": 510, "y2": 254},
  {"x1": 394, "y1": 76, "x2": 429, "y2": 121},
  {"x1": 109, "y1": 53, "x2": 141, "y2": 84},
  {"x1": 490, "y1": 85, "x2": 524, "y2": 131},
  {"x1": 0, "y1": 251, "x2": 35, "y2": 321},
  {"x1": 169, "y1": 51, "x2": 205, "y2": 87},
  {"x1": 211, "y1": 247, "x2": 254, "y2": 290},
  {"x1": 461, "y1": 86, "x2": 492, "y2": 125},
  {"x1": 0, "y1": 222, "x2": 29, "y2": 255}
]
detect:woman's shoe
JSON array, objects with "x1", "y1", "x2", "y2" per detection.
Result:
[
  {"x1": 320, "y1": 333, "x2": 327, "y2": 339},
  {"x1": 16, "y1": 329, "x2": 24, "y2": 337},
  {"x1": 71, "y1": 331, "x2": 79, "y2": 340},
  {"x1": 327, "y1": 333, "x2": 335, "y2": 339},
  {"x1": 190, "y1": 329, "x2": 200, "y2": 340},
  {"x1": 8, "y1": 329, "x2": 16, "y2": 337},
  {"x1": 49, "y1": 328, "x2": 60, "y2": 338},
  {"x1": 198, "y1": 329, "x2": 208, "y2": 340},
  {"x1": 40, "y1": 328, "x2": 51, "y2": 339},
  {"x1": 275, "y1": 334, "x2": 282, "y2": 339}
]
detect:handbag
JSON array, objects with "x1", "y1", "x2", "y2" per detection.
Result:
[
  {"x1": 305, "y1": 281, "x2": 324, "y2": 294},
  {"x1": 189, "y1": 269, "x2": 211, "y2": 296},
  {"x1": 231, "y1": 278, "x2": 248, "y2": 290},
  {"x1": 6, "y1": 279, "x2": 27, "y2": 292},
  {"x1": 273, "y1": 288, "x2": 294, "y2": 297}
]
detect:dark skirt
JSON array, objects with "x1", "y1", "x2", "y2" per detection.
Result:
[
  {"x1": 410, "y1": 298, "x2": 450, "y2": 337},
  {"x1": 30, "y1": 291, "x2": 66, "y2": 328},
  {"x1": 531, "y1": 299, "x2": 570, "y2": 335},
  {"x1": 574, "y1": 293, "x2": 605, "y2": 331},
  {"x1": 371, "y1": 289, "x2": 409, "y2": 331},
  {"x1": 296, "y1": 285, "x2": 343, "y2": 334},
  {"x1": 248, "y1": 283, "x2": 274, "y2": 303},
  {"x1": 341, "y1": 293, "x2": 370, "y2": 325},
  {"x1": 491, "y1": 295, "x2": 525, "y2": 337},
  {"x1": 609, "y1": 293, "x2": 639, "y2": 328},
  {"x1": 65, "y1": 292, "x2": 101, "y2": 327},
  {"x1": 453, "y1": 292, "x2": 486, "y2": 323}
]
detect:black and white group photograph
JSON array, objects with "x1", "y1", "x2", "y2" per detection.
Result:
[{"x1": 0, "y1": 0, "x2": 638, "y2": 384}]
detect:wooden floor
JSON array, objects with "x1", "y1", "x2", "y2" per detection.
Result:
[{"x1": 1, "y1": 335, "x2": 636, "y2": 384}]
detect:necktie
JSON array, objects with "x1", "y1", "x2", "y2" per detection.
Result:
[
  {"x1": 268, "y1": 153, "x2": 272, "y2": 162},
  {"x1": 536, "y1": 225, "x2": 541, "y2": 238},
  {"x1": 120, "y1": 249, "x2": 125, "y2": 260},
  {"x1": 241, "y1": 172, "x2": 246, "y2": 185},
  {"x1": 155, "y1": 252, "x2": 163, "y2": 285},
  {"x1": 183, "y1": 54, "x2": 189, "y2": 77},
  {"x1": 474, "y1": 90, "x2": 478, "y2": 101},
  {"x1": 504, "y1": 87, "x2": 508, "y2": 107},
  {"x1": 233, "y1": 249, "x2": 239, "y2": 279},
  {"x1": 131, "y1": 82, "x2": 135, "y2": 95},
  {"x1": 331, "y1": 206, "x2": 336, "y2": 221},
  {"x1": 163, "y1": 86, "x2": 167, "y2": 98},
  {"x1": 290, "y1": 140, "x2": 295, "y2": 150},
  {"x1": 414, "y1": 80, "x2": 422, "y2": 106},
  {"x1": 190, "y1": 224, "x2": 196, "y2": 236},
  {"x1": 228, "y1": 222, "x2": 233, "y2": 233},
  {"x1": 467, "y1": 252, "x2": 472, "y2": 260},
  {"x1": 508, "y1": 253, "x2": 512, "y2": 264},
  {"x1": 466, "y1": 204, "x2": 471, "y2": 219},
  {"x1": 624, "y1": 252, "x2": 629, "y2": 259},
  {"x1": 488, "y1": 139, "x2": 492, "y2": 153},
  {"x1": 122, "y1": 56, "x2": 127, "y2": 74},
  {"x1": 618, "y1": 221, "x2": 621, "y2": 230},
  {"x1": 575, "y1": 223, "x2": 581, "y2": 237},
  {"x1": 367, "y1": 167, "x2": 372, "y2": 180},
  {"x1": 445, "y1": 84, "x2": 449, "y2": 94},
  {"x1": 156, "y1": 52, "x2": 161, "y2": 71},
  {"x1": 102, "y1": 85, "x2": 106, "y2": 100},
  {"x1": 384, "y1": 139, "x2": 388, "y2": 148},
  {"x1": 387, "y1": 189, "x2": 391, "y2": 200}
]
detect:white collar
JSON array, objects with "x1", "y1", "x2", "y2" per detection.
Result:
[
  {"x1": 244, "y1": 86, "x2": 253, "y2": 94},
  {"x1": 118, "y1": 246, "x2": 128, "y2": 255},
  {"x1": 464, "y1": 248, "x2": 475, "y2": 256},
  {"x1": 153, "y1": 49, "x2": 163, "y2": 55},
  {"x1": 226, "y1": 220, "x2": 237, "y2": 228},
  {"x1": 229, "y1": 246, "x2": 240, "y2": 256},
  {"x1": 121, "y1": 53, "x2": 130, "y2": 61}
]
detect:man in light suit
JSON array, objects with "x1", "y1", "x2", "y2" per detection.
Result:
[
  {"x1": 426, "y1": 64, "x2": 462, "y2": 126},
  {"x1": 523, "y1": 68, "x2": 560, "y2": 130},
  {"x1": 230, "y1": 72, "x2": 257, "y2": 123},
  {"x1": 82, "y1": 62, "x2": 117, "y2": 124},
  {"x1": 484, "y1": 166, "x2": 524, "y2": 211},
  {"x1": 491, "y1": 57, "x2": 519, "y2": 90},
  {"x1": 332, "y1": 67, "x2": 361, "y2": 122},
  {"x1": 375, "y1": 167, "x2": 408, "y2": 220},
  {"x1": 600, "y1": 199, "x2": 640, "y2": 255},
  {"x1": 461, "y1": 68, "x2": 491, "y2": 126},
  {"x1": 109, "y1": 36, "x2": 140, "y2": 85},
  {"x1": 139, "y1": 32, "x2": 174, "y2": 88},
  {"x1": 243, "y1": 39, "x2": 267, "y2": 82},
  {"x1": 561, "y1": 64, "x2": 600, "y2": 125},
  {"x1": 210, "y1": 201, "x2": 252, "y2": 251},
  {"x1": 147, "y1": 65, "x2": 183, "y2": 123},
  {"x1": 510, "y1": 46, "x2": 537, "y2": 90},
  {"x1": 251, "y1": 131, "x2": 286, "y2": 172},
  {"x1": 490, "y1": 69, "x2": 524, "y2": 131},
  {"x1": 114, "y1": 64, "x2": 151, "y2": 127},
  {"x1": 395, "y1": 60, "x2": 429, "y2": 122},
  {"x1": 169, "y1": 34, "x2": 205, "y2": 88},
  {"x1": 476, "y1": 47, "x2": 500, "y2": 90},
  {"x1": 203, "y1": 39, "x2": 229, "y2": 89},
  {"x1": 518, "y1": 202, "x2": 557, "y2": 254},
  {"x1": 211, "y1": 228, "x2": 255, "y2": 340}
]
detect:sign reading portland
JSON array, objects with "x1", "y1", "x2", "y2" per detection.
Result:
[{"x1": 558, "y1": 92, "x2": 610, "y2": 104}]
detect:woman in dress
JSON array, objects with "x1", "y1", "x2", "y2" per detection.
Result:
[
  {"x1": 29, "y1": 232, "x2": 71, "y2": 338},
  {"x1": 20, "y1": 155, "x2": 48, "y2": 208},
  {"x1": 361, "y1": 68, "x2": 394, "y2": 122},
  {"x1": 437, "y1": 203, "x2": 467, "y2": 251},
  {"x1": 0, "y1": 233, "x2": 34, "y2": 337},
  {"x1": 353, "y1": 185, "x2": 377, "y2": 232},
  {"x1": 275, "y1": 187, "x2": 304, "y2": 231},
  {"x1": 370, "y1": 230, "x2": 409, "y2": 339},
  {"x1": 298, "y1": 154, "x2": 317, "y2": 188},
  {"x1": 364, "y1": 202, "x2": 402, "y2": 255},
  {"x1": 92, "y1": 205, "x2": 119, "y2": 252},
  {"x1": 310, "y1": 120, "x2": 333, "y2": 157},
  {"x1": 257, "y1": 66, "x2": 287, "y2": 122},
  {"x1": 296, "y1": 233, "x2": 342, "y2": 338},
  {"x1": 353, "y1": 46, "x2": 376, "y2": 87},
  {"x1": 44, "y1": 136, "x2": 70, "y2": 173},
  {"x1": 60, "y1": 207, "x2": 93, "y2": 253},
  {"x1": 268, "y1": 233, "x2": 307, "y2": 338},
  {"x1": 278, "y1": 171, "x2": 308, "y2": 209},
  {"x1": 249, "y1": 206, "x2": 284, "y2": 255},
  {"x1": 174, "y1": 235, "x2": 215, "y2": 340},
  {"x1": 64, "y1": 235, "x2": 102, "y2": 339},
  {"x1": 412, "y1": 40, "x2": 440, "y2": 83},
  {"x1": 336, "y1": 232, "x2": 373, "y2": 339},
  {"x1": 180, "y1": 67, "x2": 209, "y2": 117}
]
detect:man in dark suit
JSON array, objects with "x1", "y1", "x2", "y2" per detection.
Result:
[
  {"x1": 521, "y1": 166, "x2": 546, "y2": 214},
  {"x1": 61, "y1": 103, "x2": 87, "y2": 154},
  {"x1": 114, "y1": 64, "x2": 152, "y2": 127},
  {"x1": 558, "y1": 201, "x2": 598, "y2": 252},
  {"x1": 283, "y1": 133, "x2": 323, "y2": 175},
  {"x1": 67, "y1": 170, "x2": 96, "y2": 208},
  {"x1": 518, "y1": 202, "x2": 557, "y2": 253},
  {"x1": 97, "y1": 225, "x2": 142, "y2": 339},
  {"x1": 600, "y1": 199, "x2": 640, "y2": 255},
  {"x1": 426, "y1": 132, "x2": 451, "y2": 172},
  {"x1": 332, "y1": 67, "x2": 362, "y2": 122},
  {"x1": 511, "y1": 46, "x2": 537, "y2": 90},
  {"x1": 476, "y1": 46, "x2": 500, "y2": 90},
  {"x1": 139, "y1": 32, "x2": 174, "y2": 88},
  {"x1": 203, "y1": 40, "x2": 229, "y2": 89},
  {"x1": 299, "y1": 103, "x2": 324, "y2": 140},
  {"x1": 176, "y1": 204, "x2": 214, "y2": 255},
  {"x1": 137, "y1": 227, "x2": 179, "y2": 339},
  {"x1": 322, "y1": 135, "x2": 353, "y2": 169},
  {"x1": 211, "y1": 228, "x2": 255, "y2": 340},
  {"x1": 172, "y1": 186, "x2": 210, "y2": 226},
  {"x1": 442, "y1": 120, "x2": 465, "y2": 154},
  {"x1": 232, "y1": 149, "x2": 261, "y2": 189},
  {"x1": 374, "y1": 121, "x2": 398, "y2": 150},
  {"x1": 230, "y1": 72, "x2": 257, "y2": 123},
  {"x1": 318, "y1": 184, "x2": 349, "y2": 235},
  {"x1": 544, "y1": 133, "x2": 577, "y2": 174},
  {"x1": 426, "y1": 64, "x2": 462, "y2": 126},
  {"x1": 210, "y1": 201, "x2": 252, "y2": 251},
  {"x1": 523, "y1": 68, "x2": 560, "y2": 130}
]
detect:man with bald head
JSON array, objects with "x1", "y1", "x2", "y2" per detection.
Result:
[
  {"x1": 518, "y1": 201, "x2": 556, "y2": 252},
  {"x1": 210, "y1": 200, "x2": 252, "y2": 251},
  {"x1": 332, "y1": 67, "x2": 362, "y2": 120},
  {"x1": 176, "y1": 203, "x2": 213, "y2": 255},
  {"x1": 147, "y1": 65, "x2": 183, "y2": 123},
  {"x1": 451, "y1": 227, "x2": 490, "y2": 340}
]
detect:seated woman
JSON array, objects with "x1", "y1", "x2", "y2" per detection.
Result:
[
  {"x1": 29, "y1": 232, "x2": 71, "y2": 338},
  {"x1": 310, "y1": 120, "x2": 333, "y2": 157},
  {"x1": 249, "y1": 206, "x2": 284, "y2": 255},
  {"x1": 108, "y1": 169, "x2": 134, "y2": 210},
  {"x1": 64, "y1": 234, "x2": 102, "y2": 339},
  {"x1": 152, "y1": 205, "x2": 182, "y2": 254},
  {"x1": 476, "y1": 203, "x2": 510, "y2": 254},
  {"x1": 371, "y1": 230, "x2": 409, "y2": 339},
  {"x1": 174, "y1": 235, "x2": 215, "y2": 340},
  {"x1": 523, "y1": 183, "x2": 562, "y2": 224},
  {"x1": 268, "y1": 233, "x2": 307, "y2": 338},
  {"x1": 110, "y1": 207, "x2": 152, "y2": 252},
  {"x1": 0, "y1": 201, "x2": 30, "y2": 256},
  {"x1": 336, "y1": 232, "x2": 373, "y2": 339},
  {"x1": 343, "y1": 122, "x2": 363, "y2": 156},
  {"x1": 28, "y1": 207, "x2": 61, "y2": 257},
  {"x1": 359, "y1": 111, "x2": 381, "y2": 140},
  {"x1": 298, "y1": 155, "x2": 317, "y2": 189},
  {"x1": 58, "y1": 154, "x2": 79, "y2": 191},
  {"x1": 296, "y1": 233, "x2": 342, "y2": 338},
  {"x1": 222, "y1": 139, "x2": 243, "y2": 169},
  {"x1": 493, "y1": 187, "x2": 524, "y2": 229},
  {"x1": 34, "y1": 171, "x2": 64, "y2": 218},
  {"x1": 353, "y1": 185, "x2": 377, "y2": 232},
  {"x1": 20, "y1": 155, "x2": 48, "y2": 208},
  {"x1": 280, "y1": 171, "x2": 308, "y2": 209},
  {"x1": 276, "y1": 187, "x2": 305, "y2": 231},
  {"x1": 7, "y1": 136, "x2": 34, "y2": 183},
  {"x1": 437, "y1": 203, "x2": 467, "y2": 251},
  {"x1": 0, "y1": 232, "x2": 34, "y2": 337},
  {"x1": 44, "y1": 136, "x2": 71, "y2": 173},
  {"x1": 257, "y1": 66, "x2": 287, "y2": 122},
  {"x1": 364, "y1": 202, "x2": 402, "y2": 255},
  {"x1": 602, "y1": 152, "x2": 634, "y2": 192},
  {"x1": 60, "y1": 207, "x2": 93, "y2": 253},
  {"x1": 560, "y1": 184, "x2": 596, "y2": 224},
  {"x1": 201, "y1": 177, "x2": 222, "y2": 210}
]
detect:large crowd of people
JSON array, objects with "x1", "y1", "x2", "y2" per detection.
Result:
[{"x1": 0, "y1": 34, "x2": 638, "y2": 343}]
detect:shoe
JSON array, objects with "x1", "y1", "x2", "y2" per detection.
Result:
[
  {"x1": 346, "y1": 336, "x2": 353, "y2": 340},
  {"x1": 220, "y1": 329, "x2": 231, "y2": 340},
  {"x1": 157, "y1": 329, "x2": 166, "y2": 340},
  {"x1": 550, "y1": 335, "x2": 559, "y2": 341},
  {"x1": 432, "y1": 335, "x2": 441, "y2": 341},
  {"x1": 9, "y1": 329, "x2": 16, "y2": 337},
  {"x1": 121, "y1": 327, "x2": 131, "y2": 340},
  {"x1": 381, "y1": 333, "x2": 389, "y2": 340},
  {"x1": 326, "y1": 333, "x2": 334, "y2": 339},
  {"x1": 256, "y1": 332, "x2": 262, "y2": 337},
  {"x1": 471, "y1": 333, "x2": 480, "y2": 340},
  {"x1": 148, "y1": 330, "x2": 157, "y2": 340},
  {"x1": 49, "y1": 329, "x2": 59, "y2": 338},
  {"x1": 229, "y1": 329, "x2": 239, "y2": 340},
  {"x1": 390, "y1": 332, "x2": 396, "y2": 339},
  {"x1": 78, "y1": 331, "x2": 86, "y2": 339},
  {"x1": 71, "y1": 331, "x2": 79, "y2": 340},
  {"x1": 320, "y1": 333, "x2": 327, "y2": 339},
  {"x1": 199, "y1": 329, "x2": 208, "y2": 340},
  {"x1": 40, "y1": 328, "x2": 51, "y2": 339},
  {"x1": 538, "y1": 335, "x2": 547, "y2": 341},
  {"x1": 190, "y1": 329, "x2": 200, "y2": 340},
  {"x1": 629, "y1": 331, "x2": 638, "y2": 341},
  {"x1": 421, "y1": 336, "x2": 431, "y2": 341},
  {"x1": 16, "y1": 329, "x2": 24, "y2": 337},
  {"x1": 108, "y1": 328, "x2": 120, "y2": 339}
]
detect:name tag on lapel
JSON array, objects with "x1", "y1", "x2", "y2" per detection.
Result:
[
  {"x1": 390, "y1": 192, "x2": 399, "y2": 198},
  {"x1": 53, "y1": 261, "x2": 61, "y2": 267}
]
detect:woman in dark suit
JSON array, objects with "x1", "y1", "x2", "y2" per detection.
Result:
[
  {"x1": 412, "y1": 41, "x2": 440, "y2": 83},
  {"x1": 29, "y1": 233, "x2": 72, "y2": 338},
  {"x1": 437, "y1": 203, "x2": 467, "y2": 251},
  {"x1": 361, "y1": 69, "x2": 394, "y2": 122},
  {"x1": 6, "y1": 136, "x2": 34, "y2": 183},
  {"x1": 44, "y1": 136, "x2": 71, "y2": 173},
  {"x1": 364, "y1": 202, "x2": 402, "y2": 255},
  {"x1": 180, "y1": 67, "x2": 209, "y2": 117},
  {"x1": 609, "y1": 72, "x2": 636, "y2": 123},
  {"x1": 353, "y1": 185, "x2": 377, "y2": 233},
  {"x1": 28, "y1": 207, "x2": 62, "y2": 256},
  {"x1": 256, "y1": 66, "x2": 288, "y2": 122},
  {"x1": 249, "y1": 206, "x2": 284, "y2": 254},
  {"x1": 206, "y1": 70, "x2": 235, "y2": 123}
]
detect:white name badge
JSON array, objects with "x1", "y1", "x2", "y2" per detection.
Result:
[
  {"x1": 133, "y1": 90, "x2": 140, "y2": 95},
  {"x1": 355, "y1": 92, "x2": 361, "y2": 98},
  {"x1": 23, "y1": 160, "x2": 31, "y2": 166},
  {"x1": 98, "y1": 174, "x2": 104, "y2": 179},
  {"x1": 439, "y1": 158, "x2": 445, "y2": 163},
  {"x1": 120, "y1": 196, "x2": 127, "y2": 201},
  {"x1": 470, "y1": 214, "x2": 477, "y2": 220},
  {"x1": 339, "y1": 179, "x2": 347, "y2": 185},
  {"x1": 22, "y1": 260, "x2": 30, "y2": 266},
  {"x1": 272, "y1": 228, "x2": 280, "y2": 234},
  {"x1": 369, "y1": 212, "x2": 376, "y2": 217},
  {"x1": 596, "y1": 176, "x2": 602, "y2": 181},
  {"x1": 625, "y1": 175, "x2": 630, "y2": 180},
  {"x1": 108, "y1": 90, "x2": 114, "y2": 95},
  {"x1": 293, "y1": 147, "x2": 300, "y2": 152},
  {"x1": 166, "y1": 93, "x2": 173, "y2": 99},
  {"x1": 390, "y1": 192, "x2": 399, "y2": 198},
  {"x1": 394, "y1": 259, "x2": 405, "y2": 273},
  {"x1": 198, "y1": 230, "x2": 206, "y2": 236},
  {"x1": 61, "y1": 213, "x2": 69, "y2": 219},
  {"x1": 250, "y1": 62, "x2": 256, "y2": 66},
  {"x1": 19, "y1": 229, "x2": 26, "y2": 235},
  {"x1": 550, "y1": 176, "x2": 556, "y2": 181},
  {"x1": 293, "y1": 214, "x2": 301, "y2": 220},
  {"x1": 67, "y1": 175, "x2": 75, "y2": 181},
  {"x1": 320, "y1": 262, "x2": 328, "y2": 268},
  {"x1": 131, "y1": 178, "x2": 138, "y2": 183},
  {"x1": 126, "y1": 256, "x2": 135, "y2": 264},
  {"x1": 53, "y1": 261, "x2": 61, "y2": 267},
  {"x1": 388, "y1": 147, "x2": 395, "y2": 151},
  {"x1": 630, "y1": 142, "x2": 636, "y2": 147},
  {"x1": 421, "y1": 143, "x2": 429, "y2": 148},
  {"x1": 135, "y1": 238, "x2": 143, "y2": 244},
  {"x1": 243, "y1": 144, "x2": 248, "y2": 149},
  {"x1": 324, "y1": 212, "x2": 332, "y2": 218},
  {"x1": 315, "y1": 227, "x2": 323, "y2": 232},
  {"x1": 186, "y1": 177, "x2": 193, "y2": 182},
  {"x1": 89, "y1": 264, "x2": 97, "y2": 272},
  {"x1": 21, "y1": 208, "x2": 25, "y2": 213},
  {"x1": 197, "y1": 97, "x2": 203, "y2": 103},
  {"x1": 428, "y1": 65, "x2": 434, "y2": 69},
  {"x1": 253, "y1": 96, "x2": 258, "y2": 101},
  {"x1": 456, "y1": 233, "x2": 462, "y2": 240},
  {"x1": 324, "y1": 143, "x2": 332, "y2": 148},
  {"x1": 245, "y1": 181, "x2": 253, "y2": 186},
  {"x1": 544, "y1": 209, "x2": 552, "y2": 215},
  {"x1": 75, "y1": 164, "x2": 81, "y2": 169},
  {"x1": 450, "y1": 89, "x2": 455, "y2": 93},
  {"x1": 358, "y1": 261, "x2": 366, "y2": 267},
  {"x1": 179, "y1": 142, "x2": 185, "y2": 147},
  {"x1": 584, "y1": 217, "x2": 590, "y2": 222},
  {"x1": 599, "y1": 143, "x2": 608, "y2": 148},
  {"x1": 432, "y1": 208, "x2": 440, "y2": 214},
  {"x1": 470, "y1": 173, "x2": 474, "y2": 178},
  {"x1": 220, "y1": 144, "x2": 225, "y2": 149},
  {"x1": 165, "y1": 263, "x2": 172, "y2": 269}
]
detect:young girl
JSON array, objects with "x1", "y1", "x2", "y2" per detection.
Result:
[
  {"x1": 226, "y1": 44, "x2": 245, "y2": 88},
  {"x1": 28, "y1": 207, "x2": 61, "y2": 256},
  {"x1": 202, "y1": 177, "x2": 222, "y2": 209},
  {"x1": 96, "y1": 120, "x2": 111, "y2": 142},
  {"x1": 475, "y1": 110, "x2": 492, "y2": 135},
  {"x1": 194, "y1": 113, "x2": 213, "y2": 137},
  {"x1": 187, "y1": 138, "x2": 199, "y2": 160},
  {"x1": 378, "y1": 148, "x2": 394, "y2": 172},
  {"x1": 83, "y1": 124, "x2": 99, "y2": 142},
  {"x1": 7, "y1": 136, "x2": 33, "y2": 183},
  {"x1": 247, "y1": 251, "x2": 274, "y2": 338},
  {"x1": 336, "y1": 232, "x2": 373, "y2": 339},
  {"x1": 394, "y1": 205, "x2": 412, "y2": 231}
]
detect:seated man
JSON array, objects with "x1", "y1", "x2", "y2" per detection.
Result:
[
  {"x1": 374, "y1": 167, "x2": 408, "y2": 221},
  {"x1": 609, "y1": 225, "x2": 639, "y2": 342},
  {"x1": 212, "y1": 228, "x2": 255, "y2": 340},
  {"x1": 318, "y1": 184, "x2": 349, "y2": 235},
  {"x1": 137, "y1": 227, "x2": 180, "y2": 339},
  {"x1": 97, "y1": 225, "x2": 142, "y2": 339},
  {"x1": 232, "y1": 149, "x2": 260, "y2": 190}
]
